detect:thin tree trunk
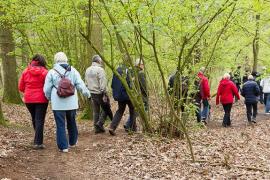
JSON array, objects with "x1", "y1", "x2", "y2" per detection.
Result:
[
  {"x1": 252, "y1": 14, "x2": 260, "y2": 72},
  {"x1": 0, "y1": 101, "x2": 5, "y2": 125}
]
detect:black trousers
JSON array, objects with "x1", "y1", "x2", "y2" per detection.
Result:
[
  {"x1": 25, "y1": 103, "x2": 48, "y2": 145},
  {"x1": 91, "y1": 94, "x2": 113, "y2": 127},
  {"x1": 110, "y1": 100, "x2": 135, "y2": 130},
  {"x1": 222, "y1": 103, "x2": 232, "y2": 126},
  {"x1": 245, "y1": 102, "x2": 257, "y2": 121}
]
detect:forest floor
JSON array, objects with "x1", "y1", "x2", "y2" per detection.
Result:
[{"x1": 0, "y1": 100, "x2": 270, "y2": 180}]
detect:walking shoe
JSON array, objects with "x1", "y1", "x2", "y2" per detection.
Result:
[
  {"x1": 201, "y1": 120, "x2": 207, "y2": 125},
  {"x1": 70, "y1": 141, "x2": 78, "y2": 148},
  {"x1": 33, "y1": 144, "x2": 45, "y2": 150},
  {"x1": 123, "y1": 125, "x2": 129, "y2": 132},
  {"x1": 251, "y1": 118, "x2": 256, "y2": 123},
  {"x1": 59, "y1": 149, "x2": 69, "y2": 153},
  {"x1": 108, "y1": 128, "x2": 116, "y2": 136}
]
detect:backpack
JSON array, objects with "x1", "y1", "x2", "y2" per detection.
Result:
[{"x1": 53, "y1": 66, "x2": 75, "y2": 98}]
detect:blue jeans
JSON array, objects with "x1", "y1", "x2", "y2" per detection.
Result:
[
  {"x1": 125, "y1": 100, "x2": 148, "y2": 130},
  {"x1": 265, "y1": 93, "x2": 270, "y2": 113},
  {"x1": 53, "y1": 110, "x2": 78, "y2": 150},
  {"x1": 201, "y1": 99, "x2": 209, "y2": 120}
]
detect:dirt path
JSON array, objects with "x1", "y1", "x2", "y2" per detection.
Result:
[{"x1": 1, "y1": 102, "x2": 270, "y2": 179}]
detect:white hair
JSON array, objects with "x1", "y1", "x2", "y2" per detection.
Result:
[
  {"x1": 223, "y1": 73, "x2": 230, "y2": 79},
  {"x1": 248, "y1": 75, "x2": 254, "y2": 80},
  {"x1": 200, "y1": 67, "x2": 205, "y2": 73},
  {"x1": 135, "y1": 58, "x2": 143, "y2": 66},
  {"x1": 54, "y1": 52, "x2": 68, "y2": 63}
]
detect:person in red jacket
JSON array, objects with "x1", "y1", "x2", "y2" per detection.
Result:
[
  {"x1": 18, "y1": 54, "x2": 48, "y2": 149},
  {"x1": 197, "y1": 67, "x2": 211, "y2": 123},
  {"x1": 216, "y1": 73, "x2": 240, "y2": 127}
]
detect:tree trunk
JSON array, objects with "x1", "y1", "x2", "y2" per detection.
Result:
[
  {"x1": 0, "y1": 102, "x2": 5, "y2": 125},
  {"x1": 252, "y1": 14, "x2": 260, "y2": 73},
  {"x1": 0, "y1": 11, "x2": 22, "y2": 104},
  {"x1": 79, "y1": 1, "x2": 103, "y2": 120}
]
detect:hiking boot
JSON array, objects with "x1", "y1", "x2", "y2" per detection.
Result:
[
  {"x1": 108, "y1": 128, "x2": 116, "y2": 136},
  {"x1": 251, "y1": 117, "x2": 256, "y2": 123},
  {"x1": 94, "y1": 124, "x2": 105, "y2": 134},
  {"x1": 59, "y1": 149, "x2": 69, "y2": 153}
]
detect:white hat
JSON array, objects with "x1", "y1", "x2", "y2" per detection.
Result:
[{"x1": 54, "y1": 52, "x2": 68, "y2": 63}]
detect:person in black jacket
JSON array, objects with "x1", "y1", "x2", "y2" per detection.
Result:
[
  {"x1": 241, "y1": 75, "x2": 260, "y2": 123},
  {"x1": 109, "y1": 64, "x2": 135, "y2": 135},
  {"x1": 124, "y1": 59, "x2": 148, "y2": 132}
]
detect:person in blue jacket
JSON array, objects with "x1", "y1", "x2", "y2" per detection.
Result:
[
  {"x1": 241, "y1": 75, "x2": 260, "y2": 123},
  {"x1": 44, "y1": 52, "x2": 90, "y2": 152},
  {"x1": 109, "y1": 64, "x2": 135, "y2": 135}
]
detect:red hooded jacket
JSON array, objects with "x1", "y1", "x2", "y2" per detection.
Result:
[
  {"x1": 216, "y1": 79, "x2": 240, "y2": 105},
  {"x1": 198, "y1": 72, "x2": 210, "y2": 100},
  {"x1": 18, "y1": 61, "x2": 48, "y2": 103}
]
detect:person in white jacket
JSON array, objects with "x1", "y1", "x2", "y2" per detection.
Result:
[
  {"x1": 85, "y1": 55, "x2": 113, "y2": 133},
  {"x1": 260, "y1": 75, "x2": 270, "y2": 113}
]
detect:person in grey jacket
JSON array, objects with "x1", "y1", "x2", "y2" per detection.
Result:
[
  {"x1": 85, "y1": 55, "x2": 113, "y2": 133},
  {"x1": 44, "y1": 52, "x2": 90, "y2": 152}
]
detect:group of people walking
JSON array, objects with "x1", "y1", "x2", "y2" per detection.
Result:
[
  {"x1": 216, "y1": 67, "x2": 270, "y2": 127},
  {"x1": 18, "y1": 52, "x2": 270, "y2": 152},
  {"x1": 18, "y1": 52, "x2": 146, "y2": 152}
]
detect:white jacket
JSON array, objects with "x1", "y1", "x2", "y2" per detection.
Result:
[
  {"x1": 85, "y1": 62, "x2": 107, "y2": 94},
  {"x1": 260, "y1": 76, "x2": 270, "y2": 93}
]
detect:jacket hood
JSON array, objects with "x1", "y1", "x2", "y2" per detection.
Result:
[
  {"x1": 53, "y1": 63, "x2": 71, "y2": 75},
  {"x1": 219, "y1": 79, "x2": 231, "y2": 87},
  {"x1": 198, "y1": 72, "x2": 204, "y2": 78},
  {"x1": 28, "y1": 61, "x2": 46, "y2": 76}
]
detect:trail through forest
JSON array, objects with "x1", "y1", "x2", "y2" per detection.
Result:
[{"x1": 1, "y1": 101, "x2": 270, "y2": 179}]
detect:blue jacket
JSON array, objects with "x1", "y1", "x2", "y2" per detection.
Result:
[
  {"x1": 44, "y1": 63, "x2": 90, "y2": 110},
  {"x1": 241, "y1": 80, "x2": 260, "y2": 103},
  {"x1": 111, "y1": 66, "x2": 131, "y2": 102}
]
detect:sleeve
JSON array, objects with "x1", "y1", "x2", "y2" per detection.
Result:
[
  {"x1": 18, "y1": 71, "x2": 26, "y2": 93},
  {"x1": 139, "y1": 72, "x2": 147, "y2": 95},
  {"x1": 232, "y1": 83, "x2": 240, "y2": 100},
  {"x1": 74, "y1": 69, "x2": 91, "y2": 98},
  {"x1": 241, "y1": 85, "x2": 245, "y2": 97},
  {"x1": 260, "y1": 79, "x2": 264, "y2": 87},
  {"x1": 255, "y1": 84, "x2": 260, "y2": 96},
  {"x1": 84, "y1": 69, "x2": 88, "y2": 88},
  {"x1": 43, "y1": 71, "x2": 53, "y2": 100},
  {"x1": 98, "y1": 68, "x2": 107, "y2": 93},
  {"x1": 216, "y1": 84, "x2": 221, "y2": 105},
  {"x1": 203, "y1": 78, "x2": 210, "y2": 98}
]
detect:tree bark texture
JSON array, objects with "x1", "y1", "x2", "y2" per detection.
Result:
[{"x1": 0, "y1": 11, "x2": 22, "y2": 104}]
